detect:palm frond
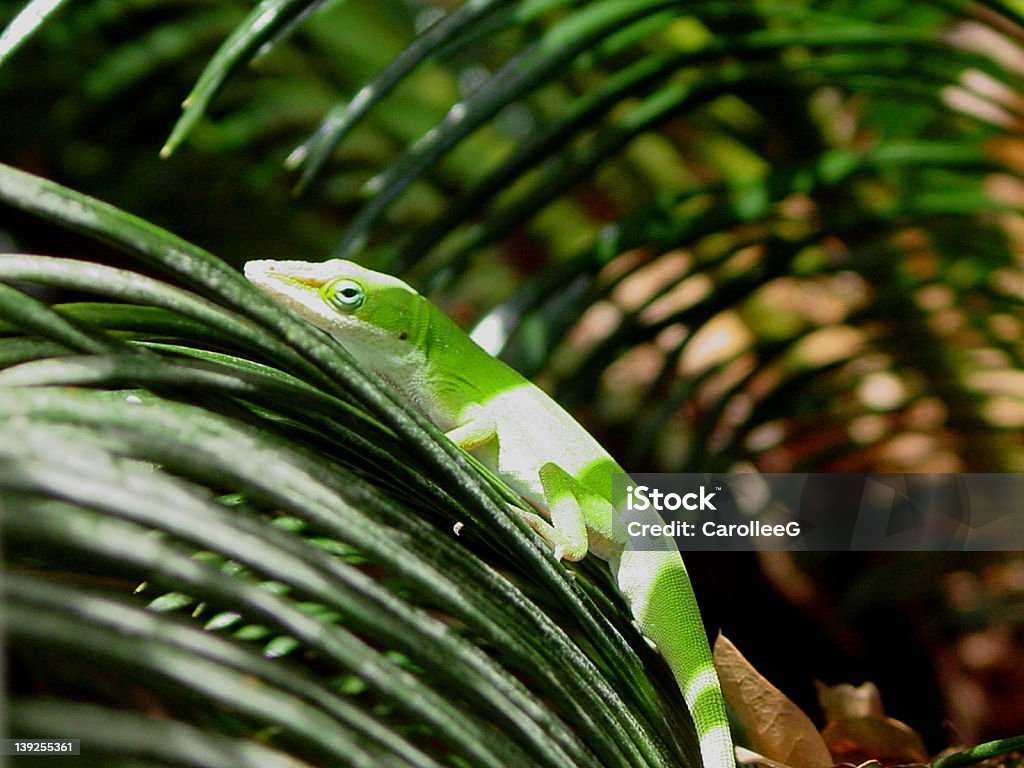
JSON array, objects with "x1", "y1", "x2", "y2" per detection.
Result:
[{"x1": 0, "y1": 163, "x2": 697, "y2": 767}]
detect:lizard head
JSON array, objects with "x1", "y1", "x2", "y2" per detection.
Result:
[{"x1": 244, "y1": 259, "x2": 431, "y2": 372}]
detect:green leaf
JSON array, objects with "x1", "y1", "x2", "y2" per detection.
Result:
[{"x1": 0, "y1": 0, "x2": 71, "y2": 66}]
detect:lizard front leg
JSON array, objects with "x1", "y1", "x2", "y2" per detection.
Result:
[
  {"x1": 444, "y1": 410, "x2": 557, "y2": 547},
  {"x1": 537, "y1": 462, "x2": 590, "y2": 562},
  {"x1": 446, "y1": 414, "x2": 586, "y2": 561}
]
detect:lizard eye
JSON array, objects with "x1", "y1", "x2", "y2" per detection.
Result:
[{"x1": 324, "y1": 279, "x2": 365, "y2": 312}]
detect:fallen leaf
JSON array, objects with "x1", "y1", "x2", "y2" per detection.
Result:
[
  {"x1": 716, "y1": 635, "x2": 833, "y2": 768},
  {"x1": 816, "y1": 682, "x2": 930, "y2": 765},
  {"x1": 737, "y1": 745, "x2": 809, "y2": 768},
  {"x1": 817, "y1": 682, "x2": 885, "y2": 720}
]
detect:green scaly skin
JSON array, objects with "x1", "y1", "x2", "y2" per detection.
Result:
[{"x1": 245, "y1": 258, "x2": 735, "y2": 768}]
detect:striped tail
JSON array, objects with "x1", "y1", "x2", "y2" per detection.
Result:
[{"x1": 612, "y1": 548, "x2": 735, "y2": 768}]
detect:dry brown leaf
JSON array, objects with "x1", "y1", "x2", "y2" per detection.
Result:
[
  {"x1": 736, "y1": 745, "x2": 809, "y2": 768},
  {"x1": 817, "y1": 682, "x2": 886, "y2": 720},
  {"x1": 715, "y1": 635, "x2": 833, "y2": 768},
  {"x1": 816, "y1": 682, "x2": 930, "y2": 765}
]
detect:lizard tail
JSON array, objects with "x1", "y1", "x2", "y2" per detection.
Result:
[{"x1": 612, "y1": 548, "x2": 735, "y2": 768}]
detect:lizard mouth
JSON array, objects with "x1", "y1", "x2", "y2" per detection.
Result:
[{"x1": 244, "y1": 260, "x2": 329, "y2": 289}]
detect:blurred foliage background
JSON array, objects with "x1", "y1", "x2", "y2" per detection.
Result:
[{"x1": 2, "y1": 0, "x2": 1024, "y2": 764}]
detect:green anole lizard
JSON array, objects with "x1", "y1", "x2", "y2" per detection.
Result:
[{"x1": 245, "y1": 258, "x2": 735, "y2": 768}]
